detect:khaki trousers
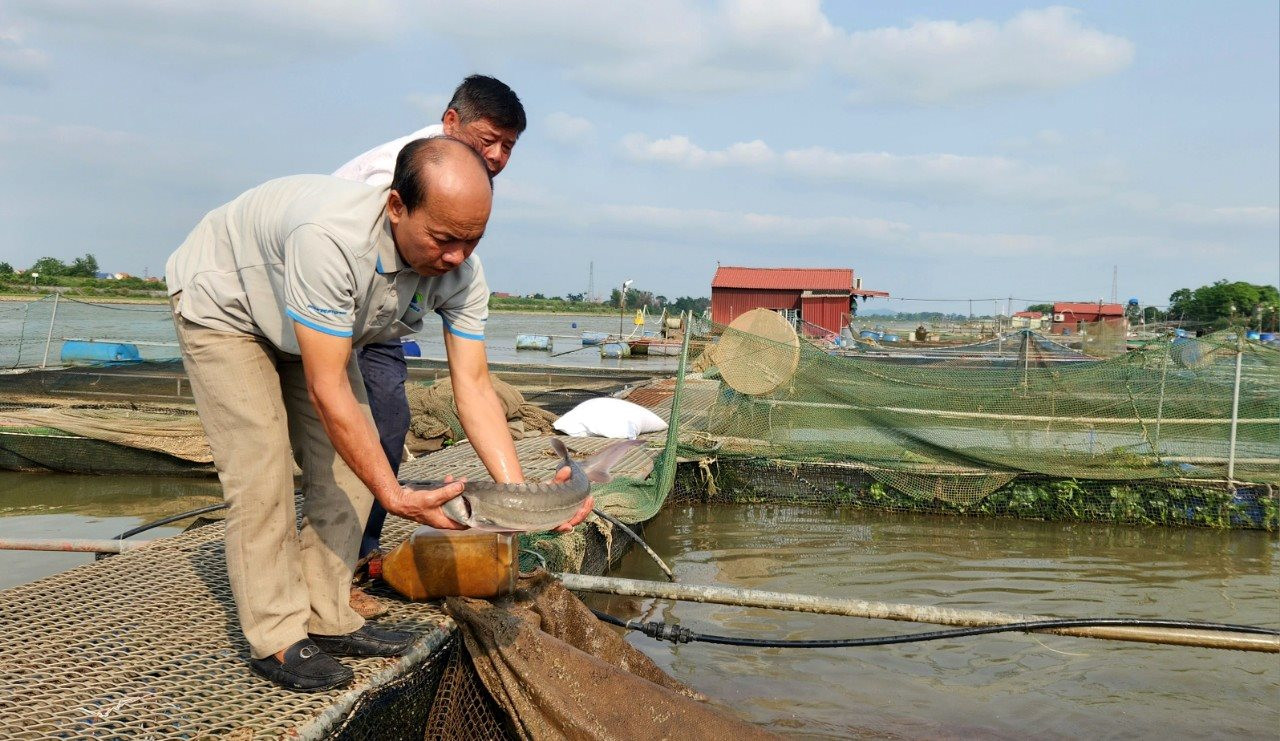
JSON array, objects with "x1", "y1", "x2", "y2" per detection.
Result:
[{"x1": 171, "y1": 300, "x2": 371, "y2": 659}]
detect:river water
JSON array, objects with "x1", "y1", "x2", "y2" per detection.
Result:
[
  {"x1": 585, "y1": 504, "x2": 1280, "y2": 739},
  {"x1": 3, "y1": 475, "x2": 1277, "y2": 737},
  {"x1": 0, "y1": 298, "x2": 679, "y2": 370}
]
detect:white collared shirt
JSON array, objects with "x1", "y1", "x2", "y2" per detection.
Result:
[{"x1": 332, "y1": 123, "x2": 444, "y2": 187}]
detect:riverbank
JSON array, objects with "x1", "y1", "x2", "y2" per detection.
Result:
[{"x1": 0, "y1": 291, "x2": 656, "y2": 316}]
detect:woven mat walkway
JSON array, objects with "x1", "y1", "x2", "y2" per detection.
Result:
[{"x1": 0, "y1": 435, "x2": 660, "y2": 739}]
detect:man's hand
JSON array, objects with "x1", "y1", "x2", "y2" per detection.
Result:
[
  {"x1": 547, "y1": 465, "x2": 593, "y2": 533},
  {"x1": 387, "y1": 476, "x2": 469, "y2": 530}
]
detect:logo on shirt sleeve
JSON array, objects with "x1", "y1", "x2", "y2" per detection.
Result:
[{"x1": 307, "y1": 304, "x2": 348, "y2": 316}]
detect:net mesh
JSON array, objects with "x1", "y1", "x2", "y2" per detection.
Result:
[{"x1": 673, "y1": 314, "x2": 1279, "y2": 529}]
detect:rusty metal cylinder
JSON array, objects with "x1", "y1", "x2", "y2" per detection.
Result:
[{"x1": 381, "y1": 526, "x2": 517, "y2": 601}]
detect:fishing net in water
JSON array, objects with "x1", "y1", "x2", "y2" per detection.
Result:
[
  {"x1": 675, "y1": 312, "x2": 1280, "y2": 529},
  {"x1": 438, "y1": 571, "x2": 778, "y2": 741}
]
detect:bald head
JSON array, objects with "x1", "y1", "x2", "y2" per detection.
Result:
[
  {"x1": 391, "y1": 136, "x2": 493, "y2": 214},
  {"x1": 386, "y1": 137, "x2": 494, "y2": 278}
]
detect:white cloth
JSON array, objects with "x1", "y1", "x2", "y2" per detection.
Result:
[
  {"x1": 553, "y1": 398, "x2": 669, "y2": 440},
  {"x1": 332, "y1": 123, "x2": 444, "y2": 187}
]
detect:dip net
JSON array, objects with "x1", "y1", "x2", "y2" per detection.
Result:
[{"x1": 675, "y1": 313, "x2": 1279, "y2": 529}]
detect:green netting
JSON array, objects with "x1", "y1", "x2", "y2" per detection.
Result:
[
  {"x1": 519, "y1": 320, "x2": 693, "y2": 571},
  {"x1": 675, "y1": 315, "x2": 1279, "y2": 529}
]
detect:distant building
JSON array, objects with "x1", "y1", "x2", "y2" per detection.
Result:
[
  {"x1": 1051, "y1": 301, "x2": 1125, "y2": 335},
  {"x1": 113, "y1": 272, "x2": 132, "y2": 280},
  {"x1": 710, "y1": 266, "x2": 888, "y2": 335},
  {"x1": 490, "y1": 291, "x2": 514, "y2": 298},
  {"x1": 1011, "y1": 311, "x2": 1048, "y2": 329}
]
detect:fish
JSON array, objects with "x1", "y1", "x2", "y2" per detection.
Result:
[{"x1": 401, "y1": 438, "x2": 646, "y2": 532}]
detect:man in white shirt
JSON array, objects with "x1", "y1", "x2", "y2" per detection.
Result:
[{"x1": 332, "y1": 76, "x2": 526, "y2": 618}]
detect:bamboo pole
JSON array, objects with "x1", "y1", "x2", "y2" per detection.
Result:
[
  {"x1": 0, "y1": 537, "x2": 152, "y2": 554},
  {"x1": 558, "y1": 573, "x2": 1279, "y2": 653},
  {"x1": 39, "y1": 292, "x2": 59, "y2": 368},
  {"x1": 757, "y1": 398, "x2": 1277, "y2": 426},
  {"x1": 1227, "y1": 335, "x2": 1244, "y2": 482}
]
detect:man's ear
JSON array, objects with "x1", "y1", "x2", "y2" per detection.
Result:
[
  {"x1": 442, "y1": 108, "x2": 460, "y2": 136},
  {"x1": 386, "y1": 190, "x2": 405, "y2": 225}
]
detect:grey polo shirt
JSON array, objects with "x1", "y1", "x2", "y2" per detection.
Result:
[{"x1": 165, "y1": 175, "x2": 488, "y2": 355}]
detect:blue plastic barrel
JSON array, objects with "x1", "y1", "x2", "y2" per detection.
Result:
[
  {"x1": 1174, "y1": 328, "x2": 1188, "y2": 338},
  {"x1": 60, "y1": 340, "x2": 141, "y2": 364},
  {"x1": 882, "y1": 334, "x2": 899, "y2": 343},
  {"x1": 600, "y1": 341, "x2": 631, "y2": 358},
  {"x1": 858, "y1": 330, "x2": 878, "y2": 340},
  {"x1": 1261, "y1": 333, "x2": 1276, "y2": 342},
  {"x1": 515, "y1": 334, "x2": 551, "y2": 351},
  {"x1": 1246, "y1": 330, "x2": 1261, "y2": 340},
  {"x1": 401, "y1": 339, "x2": 422, "y2": 357},
  {"x1": 581, "y1": 331, "x2": 609, "y2": 346}
]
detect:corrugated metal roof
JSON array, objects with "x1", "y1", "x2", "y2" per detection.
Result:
[
  {"x1": 712, "y1": 266, "x2": 854, "y2": 291},
  {"x1": 1053, "y1": 302, "x2": 1125, "y2": 315}
]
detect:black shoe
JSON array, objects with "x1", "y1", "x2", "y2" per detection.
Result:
[
  {"x1": 249, "y1": 638, "x2": 353, "y2": 692},
  {"x1": 308, "y1": 624, "x2": 417, "y2": 658}
]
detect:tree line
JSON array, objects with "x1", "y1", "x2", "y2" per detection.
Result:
[
  {"x1": 1024, "y1": 281, "x2": 1279, "y2": 330},
  {"x1": 0, "y1": 254, "x2": 106, "y2": 279}
]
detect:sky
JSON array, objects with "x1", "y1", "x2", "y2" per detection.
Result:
[{"x1": 0, "y1": 1, "x2": 1276, "y2": 315}]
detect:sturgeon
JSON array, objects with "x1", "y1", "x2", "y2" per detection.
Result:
[{"x1": 401, "y1": 438, "x2": 645, "y2": 532}]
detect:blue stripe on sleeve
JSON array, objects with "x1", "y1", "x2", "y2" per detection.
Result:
[
  {"x1": 439, "y1": 314, "x2": 484, "y2": 341},
  {"x1": 286, "y1": 308, "x2": 353, "y2": 338}
]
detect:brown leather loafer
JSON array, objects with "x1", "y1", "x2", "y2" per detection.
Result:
[{"x1": 349, "y1": 586, "x2": 389, "y2": 619}]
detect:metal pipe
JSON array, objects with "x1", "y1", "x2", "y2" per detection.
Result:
[
  {"x1": 1227, "y1": 335, "x2": 1244, "y2": 482},
  {"x1": 557, "y1": 573, "x2": 1279, "y2": 653},
  {"x1": 40, "y1": 292, "x2": 59, "y2": 368},
  {"x1": 0, "y1": 537, "x2": 154, "y2": 554}
]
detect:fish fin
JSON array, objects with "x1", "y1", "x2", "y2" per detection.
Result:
[
  {"x1": 582, "y1": 439, "x2": 647, "y2": 483},
  {"x1": 550, "y1": 437, "x2": 572, "y2": 466},
  {"x1": 441, "y1": 496, "x2": 473, "y2": 527}
]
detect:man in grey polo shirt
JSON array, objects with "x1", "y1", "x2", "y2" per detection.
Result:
[{"x1": 166, "y1": 137, "x2": 585, "y2": 691}]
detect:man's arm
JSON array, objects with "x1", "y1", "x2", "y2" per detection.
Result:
[
  {"x1": 444, "y1": 330, "x2": 588, "y2": 531},
  {"x1": 294, "y1": 322, "x2": 466, "y2": 529}
]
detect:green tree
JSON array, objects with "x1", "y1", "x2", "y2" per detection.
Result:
[
  {"x1": 0, "y1": 262, "x2": 12, "y2": 275},
  {"x1": 1025, "y1": 303, "x2": 1053, "y2": 314},
  {"x1": 1167, "y1": 280, "x2": 1280, "y2": 329},
  {"x1": 29, "y1": 256, "x2": 69, "y2": 276},
  {"x1": 68, "y1": 254, "x2": 100, "y2": 278}
]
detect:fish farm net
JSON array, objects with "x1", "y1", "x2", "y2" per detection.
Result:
[{"x1": 671, "y1": 316, "x2": 1279, "y2": 530}]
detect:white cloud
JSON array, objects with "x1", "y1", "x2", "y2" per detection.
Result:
[
  {"x1": 496, "y1": 184, "x2": 910, "y2": 245},
  {"x1": 9, "y1": 0, "x2": 400, "y2": 61},
  {"x1": 417, "y1": 0, "x2": 837, "y2": 99},
  {"x1": 621, "y1": 134, "x2": 775, "y2": 168},
  {"x1": 0, "y1": 26, "x2": 48, "y2": 87},
  {"x1": 621, "y1": 133, "x2": 1095, "y2": 202},
  {"x1": 915, "y1": 231, "x2": 1054, "y2": 257},
  {"x1": 409, "y1": 3, "x2": 1128, "y2": 104},
  {"x1": 835, "y1": 7, "x2": 1134, "y2": 104},
  {"x1": 1166, "y1": 205, "x2": 1280, "y2": 228},
  {"x1": 543, "y1": 112, "x2": 595, "y2": 146}
]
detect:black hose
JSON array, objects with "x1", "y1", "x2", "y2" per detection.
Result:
[
  {"x1": 96, "y1": 501, "x2": 228, "y2": 561},
  {"x1": 112, "y1": 502, "x2": 228, "y2": 541},
  {"x1": 589, "y1": 609, "x2": 1280, "y2": 648}
]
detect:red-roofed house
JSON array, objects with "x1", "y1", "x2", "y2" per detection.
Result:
[
  {"x1": 1011, "y1": 311, "x2": 1048, "y2": 330},
  {"x1": 710, "y1": 266, "x2": 888, "y2": 335},
  {"x1": 1051, "y1": 302, "x2": 1125, "y2": 335}
]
